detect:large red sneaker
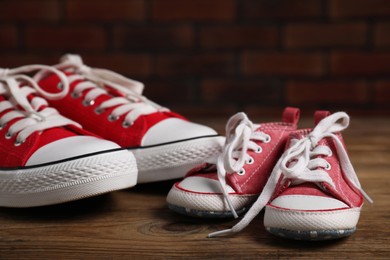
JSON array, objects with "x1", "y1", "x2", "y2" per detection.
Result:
[
  {"x1": 166, "y1": 107, "x2": 300, "y2": 218},
  {"x1": 0, "y1": 65, "x2": 137, "y2": 207},
  {"x1": 208, "y1": 111, "x2": 372, "y2": 240},
  {"x1": 36, "y1": 54, "x2": 223, "y2": 183}
]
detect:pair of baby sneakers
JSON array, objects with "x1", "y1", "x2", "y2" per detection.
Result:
[
  {"x1": 167, "y1": 107, "x2": 372, "y2": 241},
  {"x1": 0, "y1": 54, "x2": 223, "y2": 207}
]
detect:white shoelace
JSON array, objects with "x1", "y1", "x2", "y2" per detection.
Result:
[
  {"x1": 214, "y1": 112, "x2": 271, "y2": 218},
  {"x1": 38, "y1": 54, "x2": 168, "y2": 127},
  {"x1": 208, "y1": 112, "x2": 373, "y2": 237},
  {"x1": 0, "y1": 65, "x2": 80, "y2": 145}
]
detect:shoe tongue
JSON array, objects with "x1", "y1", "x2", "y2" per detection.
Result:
[
  {"x1": 288, "y1": 110, "x2": 332, "y2": 141},
  {"x1": 282, "y1": 107, "x2": 300, "y2": 125},
  {"x1": 289, "y1": 129, "x2": 310, "y2": 141},
  {"x1": 314, "y1": 110, "x2": 331, "y2": 126}
]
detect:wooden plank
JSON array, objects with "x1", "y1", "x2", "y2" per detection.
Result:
[{"x1": 0, "y1": 117, "x2": 389, "y2": 259}]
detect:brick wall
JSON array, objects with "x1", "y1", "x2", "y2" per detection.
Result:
[{"x1": 0, "y1": 0, "x2": 389, "y2": 118}]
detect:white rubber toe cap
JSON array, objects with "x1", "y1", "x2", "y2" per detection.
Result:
[
  {"x1": 26, "y1": 136, "x2": 121, "y2": 166},
  {"x1": 179, "y1": 176, "x2": 235, "y2": 193},
  {"x1": 270, "y1": 195, "x2": 349, "y2": 210},
  {"x1": 141, "y1": 118, "x2": 218, "y2": 146}
]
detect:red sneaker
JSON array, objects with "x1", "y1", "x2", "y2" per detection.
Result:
[
  {"x1": 209, "y1": 111, "x2": 372, "y2": 240},
  {"x1": 37, "y1": 54, "x2": 223, "y2": 183},
  {"x1": 0, "y1": 65, "x2": 137, "y2": 207},
  {"x1": 166, "y1": 107, "x2": 300, "y2": 218}
]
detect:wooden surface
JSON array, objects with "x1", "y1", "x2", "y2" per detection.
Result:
[{"x1": 0, "y1": 116, "x2": 389, "y2": 259}]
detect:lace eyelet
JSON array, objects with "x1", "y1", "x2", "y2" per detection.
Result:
[
  {"x1": 325, "y1": 163, "x2": 332, "y2": 171},
  {"x1": 82, "y1": 99, "x2": 95, "y2": 107},
  {"x1": 5, "y1": 132, "x2": 13, "y2": 139},
  {"x1": 327, "y1": 150, "x2": 333, "y2": 157},
  {"x1": 237, "y1": 168, "x2": 246, "y2": 176},
  {"x1": 71, "y1": 92, "x2": 81, "y2": 99},
  {"x1": 247, "y1": 157, "x2": 254, "y2": 165},
  {"x1": 108, "y1": 114, "x2": 119, "y2": 122},
  {"x1": 57, "y1": 82, "x2": 64, "y2": 90},
  {"x1": 94, "y1": 107, "x2": 105, "y2": 115},
  {"x1": 14, "y1": 140, "x2": 24, "y2": 146},
  {"x1": 0, "y1": 123, "x2": 6, "y2": 130},
  {"x1": 264, "y1": 134, "x2": 271, "y2": 143},
  {"x1": 122, "y1": 121, "x2": 133, "y2": 128},
  {"x1": 255, "y1": 146, "x2": 262, "y2": 153}
]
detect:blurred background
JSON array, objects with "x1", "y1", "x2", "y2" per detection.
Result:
[{"x1": 0, "y1": 0, "x2": 389, "y2": 119}]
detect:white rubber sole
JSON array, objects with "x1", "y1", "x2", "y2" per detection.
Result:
[
  {"x1": 0, "y1": 150, "x2": 137, "y2": 207},
  {"x1": 131, "y1": 136, "x2": 224, "y2": 183},
  {"x1": 166, "y1": 184, "x2": 257, "y2": 218},
  {"x1": 264, "y1": 205, "x2": 361, "y2": 240}
]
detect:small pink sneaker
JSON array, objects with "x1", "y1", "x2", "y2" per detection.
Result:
[
  {"x1": 36, "y1": 54, "x2": 223, "y2": 183},
  {"x1": 209, "y1": 111, "x2": 372, "y2": 240},
  {"x1": 166, "y1": 107, "x2": 300, "y2": 218},
  {"x1": 0, "y1": 65, "x2": 137, "y2": 207}
]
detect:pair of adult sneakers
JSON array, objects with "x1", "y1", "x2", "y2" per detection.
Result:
[
  {"x1": 167, "y1": 107, "x2": 373, "y2": 241},
  {"x1": 0, "y1": 54, "x2": 224, "y2": 208}
]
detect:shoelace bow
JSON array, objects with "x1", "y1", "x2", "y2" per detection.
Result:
[
  {"x1": 38, "y1": 54, "x2": 169, "y2": 126},
  {"x1": 0, "y1": 65, "x2": 80, "y2": 145},
  {"x1": 209, "y1": 112, "x2": 373, "y2": 237},
  {"x1": 214, "y1": 112, "x2": 270, "y2": 218}
]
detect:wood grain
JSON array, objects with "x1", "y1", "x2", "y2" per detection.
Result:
[{"x1": 0, "y1": 116, "x2": 389, "y2": 259}]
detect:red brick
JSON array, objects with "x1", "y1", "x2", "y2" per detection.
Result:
[
  {"x1": 0, "y1": 54, "x2": 60, "y2": 68},
  {"x1": 375, "y1": 81, "x2": 390, "y2": 105},
  {"x1": 0, "y1": 26, "x2": 18, "y2": 49},
  {"x1": 151, "y1": 0, "x2": 235, "y2": 21},
  {"x1": 286, "y1": 81, "x2": 370, "y2": 105},
  {"x1": 242, "y1": 0, "x2": 322, "y2": 20},
  {"x1": 286, "y1": 22, "x2": 367, "y2": 48},
  {"x1": 81, "y1": 54, "x2": 151, "y2": 77},
  {"x1": 156, "y1": 54, "x2": 235, "y2": 76},
  {"x1": 375, "y1": 22, "x2": 390, "y2": 47},
  {"x1": 331, "y1": 52, "x2": 390, "y2": 76},
  {"x1": 200, "y1": 26, "x2": 278, "y2": 49},
  {"x1": 143, "y1": 79, "x2": 195, "y2": 104},
  {"x1": 66, "y1": 0, "x2": 145, "y2": 22},
  {"x1": 242, "y1": 52, "x2": 324, "y2": 76},
  {"x1": 201, "y1": 79, "x2": 282, "y2": 103},
  {"x1": 0, "y1": 53, "x2": 150, "y2": 77},
  {"x1": 25, "y1": 26, "x2": 105, "y2": 51},
  {"x1": 330, "y1": 0, "x2": 390, "y2": 18},
  {"x1": 0, "y1": 0, "x2": 59, "y2": 21},
  {"x1": 113, "y1": 25, "x2": 193, "y2": 50}
]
